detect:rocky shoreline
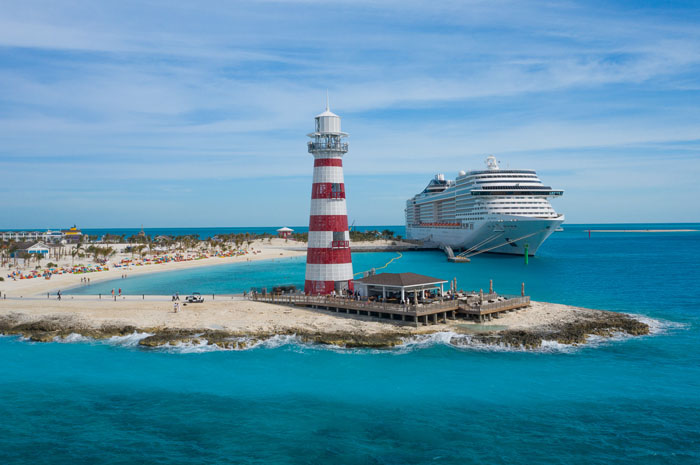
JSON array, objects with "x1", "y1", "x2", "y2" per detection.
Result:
[
  {"x1": 0, "y1": 309, "x2": 650, "y2": 350},
  {"x1": 468, "y1": 312, "x2": 650, "y2": 349}
]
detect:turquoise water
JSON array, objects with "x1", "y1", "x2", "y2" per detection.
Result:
[{"x1": 3, "y1": 224, "x2": 700, "y2": 464}]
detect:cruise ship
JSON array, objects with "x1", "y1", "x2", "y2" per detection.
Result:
[{"x1": 405, "y1": 156, "x2": 564, "y2": 256}]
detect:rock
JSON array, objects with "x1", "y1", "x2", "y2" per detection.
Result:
[{"x1": 29, "y1": 332, "x2": 58, "y2": 343}]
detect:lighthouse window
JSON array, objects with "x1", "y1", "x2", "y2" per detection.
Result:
[
  {"x1": 331, "y1": 183, "x2": 344, "y2": 198},
  {"x1": 333, "y1": 231, "x2": 345, "y2": 241}
]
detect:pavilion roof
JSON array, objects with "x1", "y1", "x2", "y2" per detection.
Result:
[{"x1": 355, "y1": 272, "x2": 447, "y2": 288}]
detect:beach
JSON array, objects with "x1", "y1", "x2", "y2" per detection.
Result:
[
  {"x1": 0, "y1": 238, "x2": 411, "y2": 298},
  {"x1": 0, "y1": 238, "x2": 306, "y2": 297}
]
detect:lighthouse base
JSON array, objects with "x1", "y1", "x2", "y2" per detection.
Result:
[{"x1": 304, "y1": 279, "x2": 354, "y2": 295}]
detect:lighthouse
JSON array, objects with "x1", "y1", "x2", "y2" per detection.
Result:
[{"x1": 304, "y1": 100, "x2": 354, "y2": 295}]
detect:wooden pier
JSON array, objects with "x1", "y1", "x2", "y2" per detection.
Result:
[{"x1": 249, "y1": 293, "x2": 530, "y2": 326}]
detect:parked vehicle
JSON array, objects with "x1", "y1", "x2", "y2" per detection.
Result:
[{"x1": 185, "y1": 292, "x2": 204, "y2": 303}]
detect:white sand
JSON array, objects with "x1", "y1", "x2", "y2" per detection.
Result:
[
  {"x1": 0, "y1": 296, "x2": 415, "y2": 335},
  {"x1": 0, "y1": 238, "x2": 305, "y2": 297},
  {"x1": 0, "y1": 296, "x2": 587, "y2": 335}
]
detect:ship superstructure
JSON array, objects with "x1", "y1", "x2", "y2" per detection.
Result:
[{"x1": 405, "y1": 156, "x2": 564, "y2": 255}]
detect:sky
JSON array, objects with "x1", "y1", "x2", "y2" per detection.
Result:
[{"x1": 0, "y1": 0, "x2": 699, "y2": 228}]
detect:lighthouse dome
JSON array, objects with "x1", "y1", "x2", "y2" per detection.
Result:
[{"x1": 315, "y1": 109, "x2": 341, "y2": 134}]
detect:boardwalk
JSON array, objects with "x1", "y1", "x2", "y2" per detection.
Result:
[{"x1": 250, "y1": 293, "x2": 530, "y2": 325}]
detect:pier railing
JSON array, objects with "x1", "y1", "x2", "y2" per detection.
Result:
[
  {"x1": 250, "y1": 293, "x2": 460, "y2": 316},
  {"x1": 251, "y1": 292, "x2": 530, "y2": 317},
  {"x1": 479, "y1": 295, "x2": 530, "y2": 311}
]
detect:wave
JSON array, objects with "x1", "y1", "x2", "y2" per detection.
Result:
[
  {"x1": 629, "y1": 313, "x2": 687, "y2": 335},
  {"x1": 153, "y1": 334, "x2": 307, "y2": 354},
  {"x1": 54, "y1": 333, "x2": 93, "y2": 343},
  {"x1": 105, "y1": 331, "x2": 154, "y2": 347}
]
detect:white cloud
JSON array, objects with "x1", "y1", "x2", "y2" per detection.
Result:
[{"x1": 0, "y1": 0, "x2": 699, "y2": 225}]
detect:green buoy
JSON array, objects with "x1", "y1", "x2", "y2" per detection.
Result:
[{"x1": 524, "y1": 243, "x2": 529, "y2": 264}]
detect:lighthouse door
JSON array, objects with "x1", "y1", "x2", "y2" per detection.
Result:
[{"x1": 334, "y1": 281, "x2": 347, "y2": 293}]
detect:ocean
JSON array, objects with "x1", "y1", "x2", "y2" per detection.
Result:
[{"x1": 2, "y1": 224, "x2": 700, "y2": 464}]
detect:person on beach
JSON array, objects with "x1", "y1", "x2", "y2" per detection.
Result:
[
  {"x1": 118, "y1": 288, "x2": 122, "y2": 297},
  {"x1": 57, "y1": 290, "x2": 61, "y2": 301},
  {"x1": 173, "y1": 301, "x2": 178, "y2": 313},
  {"x1": 111, "y1": 289, "x2": 115, "y2": 297}
]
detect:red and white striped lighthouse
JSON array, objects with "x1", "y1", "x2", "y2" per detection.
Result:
[{"x1": 304, "y1": 100, "x2": 354, "y2": 295}]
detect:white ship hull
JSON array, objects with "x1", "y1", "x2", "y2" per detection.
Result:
[{"x1": 406, "y1": 214, "x2": 564, "y2": 256}]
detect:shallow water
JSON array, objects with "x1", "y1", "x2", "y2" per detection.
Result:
[{"x1": 4, "y1": 224, "x2": 700, "y2": 464}]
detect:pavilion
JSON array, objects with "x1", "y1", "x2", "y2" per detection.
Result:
[
  {"x1": 276, "y1": 227, "x2": 294, "y2": 239},
  {"x1": 354, "y1": 272, "x2": 448, "y2": 303}
]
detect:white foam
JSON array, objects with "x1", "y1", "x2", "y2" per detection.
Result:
[
  {"x1": 105, "y1": 331, "x2": 153, "y2": 347},
  {"x1": 395, "y1": 331, "x2": 517, "y2": 353},
  {"x1": 629, "y1": 313, "x2": 687, "y2": 335},
  {"x1": 159, "y1": 338, "x2": 223, "y2": 353},
  {"x1": 55, "y1": 333, "x2": 92, "y2": 343},
  {"x1": 256, "y1": 334, "x2": 303, "y2": 349},
  {"x1": 151, "y1": 334, "x2": 305, "y2": 353},
  {"x1": 396, "y1": 331, "x2": 577, "y2": 353},
  {"x1": 538, "y1": 339, "x2": 577, "y2": 353}
]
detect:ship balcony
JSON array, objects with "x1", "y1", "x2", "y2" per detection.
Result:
[{"x1": 308, "y1": 141, "x2": 348, "y2": 153}]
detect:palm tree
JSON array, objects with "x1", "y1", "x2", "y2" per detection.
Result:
[
  {"x1": 9, "y1": 242, "x2": 19, "y2": 267},
  {"x1": 20, "y1": 251, "x2": 31, "y2": 268},
  {"x1": 102, "y1": 247, "x2": 115, "y2": 262},
  {"x1": 71, "y1": 246, "x2": 80, "y2": 266},
  {"x1": 138, "y1": 245, "x2": 148, "y2": 260},
  {"x1": 0, "y1": 244, "x2": 8, "y2": 267}
]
